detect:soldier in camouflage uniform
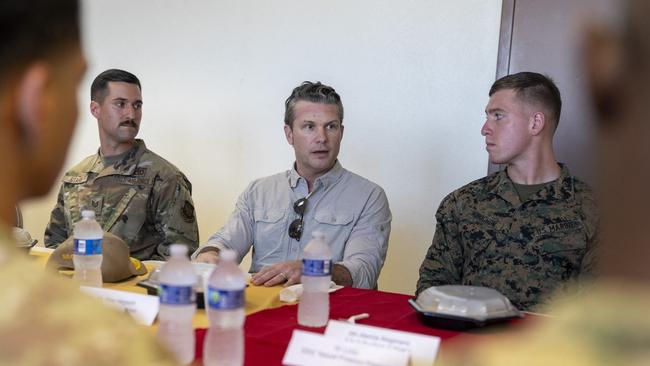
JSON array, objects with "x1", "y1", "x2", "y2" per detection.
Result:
[
  {"x1": 440, "y1": 2, "x2": 650, "y2": 364},
  {"x1": 417, "y1": 72, "x2": 598, "y2": 310},
  {"x1": 0, "y1": 1, "x2": 177, "y2": 364},
  {"x1": 44, "y1": 69, "x2": 198, "y2": 260}
]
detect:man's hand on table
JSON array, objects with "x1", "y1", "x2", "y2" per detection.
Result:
[
  {"x1": 194, "y1": 250, "x2": 353, "y2": 288},
  {"x1": 251, "y1": 261, "x2": 301, "y2": 287},
  {"x1": 194, "y1": 249, "x2": 220, "y2": 264}
]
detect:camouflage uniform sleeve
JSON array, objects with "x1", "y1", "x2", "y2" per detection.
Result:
[
  {"x1": 416, "y1": 192, "x2": 464, "y2": 295},
  {"x1": 150, "y1": 173, "x2": 199, "y2": 259},
  {"x1": 43, "y1": 184, "x2": 71, "y2": 248}
]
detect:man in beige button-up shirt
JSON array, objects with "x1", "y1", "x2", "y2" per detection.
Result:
[{"x1": 193, "y1": 81, "x2": 391, "y2": 289}]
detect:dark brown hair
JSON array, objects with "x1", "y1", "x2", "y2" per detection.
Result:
[
  {"x1": 284, "y1": 81, "x2": 343, "y2": 127},
  {"x1": 490, "y1": 72, "x2": 562, "y2": 127}
]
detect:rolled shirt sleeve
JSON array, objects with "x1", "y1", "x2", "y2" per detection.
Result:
[
  {"x1": 337, "y1": 186, "x2": 391, "y2": 289},
  {"x1": 191, "y1": 183, "x2": 255, "y2": 262}
]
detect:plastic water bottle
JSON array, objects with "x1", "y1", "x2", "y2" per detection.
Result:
[
  {"x1": 157, "y1": 244, "x2": 197, "y2": 365},
  {"x1": 204, "y1": 249, "x2": 246, "y2": 366},
  {"x1": 73, "y1": 210, "x2": 103, "y2": 287},
  {"x1": 298, "y1": 231, "x2": 332, "y2": 327}
]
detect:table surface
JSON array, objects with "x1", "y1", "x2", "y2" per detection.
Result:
[
  {"x1": 201, "y1": 286, "x2": 527, "y2": 365},
  {"x1": 31, "y1": 248, "x2": 527, "y2": 365}
]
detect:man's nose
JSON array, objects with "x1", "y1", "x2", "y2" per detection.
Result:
[
  {"x1": 481, "y1": 120, "x2": 491, "y2": 136},
  {"x1": 124, "y1": 104, "x2": 136, "y2": 119},
  {"x1": 316, "y1": 127, "x2": 328, "y2": 142}
]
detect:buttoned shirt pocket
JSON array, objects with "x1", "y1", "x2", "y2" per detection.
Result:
[
  {"x1": 252, "y1": 209, "x2": 287, "y2": 259},
  {"x1": 313, "y1": 211, "x2": 354, "y2": 251},
  {"x1": 458, "y1": 211, "x2": 509, "y2": 282}
]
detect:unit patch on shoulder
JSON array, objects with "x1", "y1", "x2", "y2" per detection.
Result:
[{"x1": 181, "y1": 200, "x2": 196, "y2": 223}]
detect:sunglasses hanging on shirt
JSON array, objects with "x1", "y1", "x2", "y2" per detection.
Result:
[{"x1": 288, "y1": 189, "x2": 317, "y2": 241}]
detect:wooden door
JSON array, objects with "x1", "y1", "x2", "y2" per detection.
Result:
[{"x1": 491, "y1": 0, "x2": 619, "y2": 183}]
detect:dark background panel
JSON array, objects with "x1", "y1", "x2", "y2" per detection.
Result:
[{"x1": 490, "y1": 0, "x2": 619, "y2": 184}]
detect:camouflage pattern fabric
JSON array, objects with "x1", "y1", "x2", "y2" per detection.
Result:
[
  {"x1": 417, "y1": 164, "x2": 598, "y2": 310},
  {"x1": 438, "y1": 282, "x2": 650, "y2": 366},
  {"x1": 44, "y1": 139, "x2": 198, "y2": 260},
  {"x1": 0, "y1": 225, "x2": 178, "y2": 365}
]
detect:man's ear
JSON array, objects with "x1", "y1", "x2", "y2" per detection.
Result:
[
  {"x1": 530, "y1": 112, "x2": 546, "y2": 136},
  {"x1": 284, "y1": 124, "x2": 294, "y2": 146},
  {"x1": 90, "y1": 100, "x2": 101, "y2": 118},
  {"x1": 585, "y1": 26, "x2": 624, "y2": 121},
  {"x1": 17, "y1": 63, "x2": 49, "y2": 146}
]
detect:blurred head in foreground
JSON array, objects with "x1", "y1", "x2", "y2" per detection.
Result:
[
  {"x1": 588, "y1": 0, "x2": 650, "y2": 282},
  {"x1": 0, "y1": 0, "x2": 86, "y2": 223},
  {"x1": 0, "y1": 1, "x2": 180, "y2": 365}
]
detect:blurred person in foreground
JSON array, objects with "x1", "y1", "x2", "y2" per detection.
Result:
[
  {"x1": 0, "y1": 0, "x2": 176, "y2": 364},
  {"x1": 440, "y1": 1, "x2": 650, "y2": 365}
]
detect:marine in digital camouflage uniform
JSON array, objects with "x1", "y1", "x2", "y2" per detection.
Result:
[
  {"x1": 418, "y1": 72, "x2": 599, "y2": 310},
  {"x1": 44, "y1": 139, "x2": 199, "y2": 260},
  {"x1": 417, "y1": 164, "x2": 598, "y2": 310}
]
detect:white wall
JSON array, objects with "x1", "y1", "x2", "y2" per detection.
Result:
[{"x1": 21, "y1": 0, "x2": 502, "y2": 294}]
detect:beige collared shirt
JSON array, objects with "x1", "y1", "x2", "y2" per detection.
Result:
[{"x1": 193, "y1": 161, "x2": 392, "y2": 289}]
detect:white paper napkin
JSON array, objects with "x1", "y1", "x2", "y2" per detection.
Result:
[{"x1": 279, "y1": 282, "x2": 344, "y2": 302}]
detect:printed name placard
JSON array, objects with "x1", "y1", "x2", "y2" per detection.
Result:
[
  {"x1": 324, "y1": 320, "x2": 440, "y2": 366},
  {"x1": 282, "y1": 329, "x2": 409, "y2": 366},
  {"x1": 81, "y1": 286, "x2": 159, "y2": 325}
]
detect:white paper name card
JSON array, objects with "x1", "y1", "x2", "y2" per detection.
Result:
[
  {"x1": 81, "y1": 286, "x2": 159, "y2": 326},
  {"x1": 283, "y1": 329, "x2": 409, "y2": 366},
  {"x1": 324, "y1": 320, "x2": 440, "y2": 366}
]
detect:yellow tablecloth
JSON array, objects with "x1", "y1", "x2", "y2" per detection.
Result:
[{"x1": 30, "y1": 248, "x2": 286, "y2": 329}]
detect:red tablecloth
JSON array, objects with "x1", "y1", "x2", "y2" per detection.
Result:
[{"x1": 194, "y1": 287, "x2": 525, "y2": 365}]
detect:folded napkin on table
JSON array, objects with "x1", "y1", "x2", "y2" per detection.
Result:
[{"x1": 279, "y1": 281, "x2": 344, "y2": 302}]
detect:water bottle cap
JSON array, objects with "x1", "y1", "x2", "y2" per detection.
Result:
[
  {"x1": 81, "y1": 210, "x2": 95, "y2": 219},
  {"x1": 169, "y1": 243, "x2": 188, "y2": 257},
  {"x1": 219, "y1": 248, "x2": 237, "y2": 262},
  {"x1": 311, "y1": 231, "x2": 326, "y2": 240}
]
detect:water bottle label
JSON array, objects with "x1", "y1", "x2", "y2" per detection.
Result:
[
  {"x1": 207, "y1": 287, "x2": 245, "y2": 310},
  {"x1": 302, "y1": 259, "x2": 332, "y2": 276},
  {"x1": 159, "y1": 284, "x2": 196, "y2": 305},
  {"x1": 73, "y1": 238, "x2": 102, "y2": 255}
]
